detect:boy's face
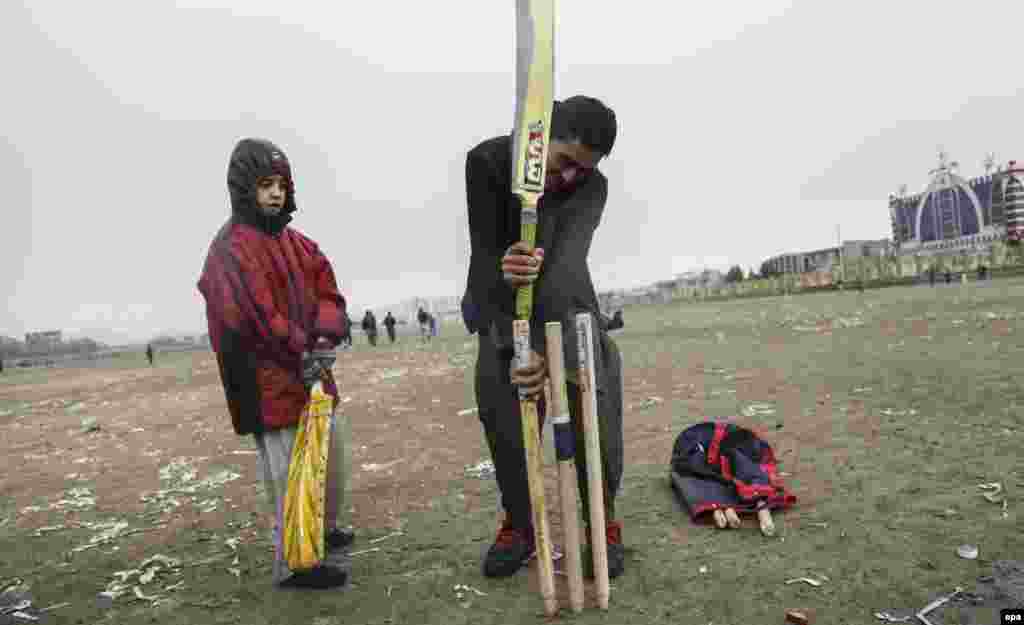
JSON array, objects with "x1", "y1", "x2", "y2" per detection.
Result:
[
  {"x1": 545, "y1": 139, "x2": 602, "y2": 193},
  {"x1": 255, "y1": 174, "x2": 287, "y2": 216}
]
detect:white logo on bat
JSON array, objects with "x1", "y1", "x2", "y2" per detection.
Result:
[{"x1": 524, "y1": 121, "x2": 546, "y2": 187}]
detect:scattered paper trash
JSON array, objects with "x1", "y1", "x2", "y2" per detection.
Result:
[
  {"x1": 785, "y1": 609, "x2": 811, "y2": 625},
  {"x1": 456, "y1": 407, "x2": 478, "y2": 417},
  {"x1": 73, "y1": 522, "x2": 167, "y2": 553},
  {"x1": 464, "y1": 460, "x2": 496, "y2": 480},
  {"x1": 0, "y1": 600, "x2": 32, "y2": 616},
  {"x1": 874, "y1": 611, "x2": 912, "y2": 622},
  {"x1": 132, "y1": 587, "x2": 160, "y2": 602},
  {"x1": 916, "y1": 586, "x2": 962, "y2": 625},
  {"x1": 361, "y1": 458, "x2": 405, "y2": 473},
  {"x1": 453, "y1": 583, "x2": 487, "y2": 600},
  {"x1": 99, "y1": 553, "x2": 182, "y2": 607},
  {"x1": 32, "y1": 525, "x2": 69, "y2": 537},
  {"x1": 957, "y1": 545, "x2": 979, "y2": 560},
  {"x1": 785, "y1": 575, "x2": 828, "y2": 587},
  {"x1": 978, "y1": 482, "x2": 1004, "y2": 503},
  {"x1": 368, "y1": 531, "x2": 404, "y2": 544},
  {"x1": 141, "y1": 458, "x2": 240, "y2": 514},
  {"x1": 28, "y1": 487, "x2": 97, "y2": 513},
  {"x1": 742, "y1": 404, "x2": 776, "y2": 417},
  {"x1": 379, "y1": 369, "x2": 407, "y2": 381}
]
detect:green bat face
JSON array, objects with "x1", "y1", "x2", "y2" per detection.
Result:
[{"x1": 511, "y1": 0, "x2": 555, "y2": 199}]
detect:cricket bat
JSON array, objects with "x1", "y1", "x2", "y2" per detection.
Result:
[
  {"x1": 545, "y1": 322, "x2": 584, "y2": 613},
  {"x1": 511, "y1": 0, "x2": 558, "y2": 617},
  {"x1": 576, "y1": 312, "x2": 609, "y2": 609}
]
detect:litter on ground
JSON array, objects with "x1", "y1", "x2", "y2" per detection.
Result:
[
  {"x1": 785, "y1": 576, "x2": 828, "y2": 587},
  {"x1": 464, "y1": 460, "x2": 495, "y2": 480}
]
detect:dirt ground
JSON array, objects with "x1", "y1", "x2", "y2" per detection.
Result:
[{"x1": 2, "y1": 280, "x2": 1023, "y2": 624}]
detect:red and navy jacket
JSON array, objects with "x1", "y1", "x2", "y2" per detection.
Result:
[
  {"x1": 670, "y1": 421, "x2": 796, "y2": 517},
  {"x1": 197, "y1": 138, "x2": 348, "y2": 435}
]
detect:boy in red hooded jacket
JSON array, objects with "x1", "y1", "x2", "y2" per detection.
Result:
[{"x1": 198, "y1": 138, "x2": 353, "y2": 589}]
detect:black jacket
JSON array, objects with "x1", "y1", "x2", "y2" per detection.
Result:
[{"x1": 464, "y1": 134, "x2": 614, "y2": 388}]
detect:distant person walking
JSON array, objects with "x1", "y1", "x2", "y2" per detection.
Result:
[
  {"x1": 429, "y1": 314, "x2": 438, "y2": 338},
  {"x1": 362, "y1": 311, "x2": 378, "y2": 346},
  {"x1": 340, "y1": 313, "x2": 353, "y2": 348},
  {"x1": 417, "y1": 307, "x2": 430, "y2": 343},
  {"x1": 146, "y1": 344, "x2": 155, "y2": 366},
  {"x1": 383, "y1": 312, "x2": 397, "y2": 344},
  {"x1": 605, "y1": 310, "x2": 624, "y2": 331}
]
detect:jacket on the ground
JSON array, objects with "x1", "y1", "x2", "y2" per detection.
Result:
[{"x1": 197, "y1": 138, "x2": 348, "y2": 435}]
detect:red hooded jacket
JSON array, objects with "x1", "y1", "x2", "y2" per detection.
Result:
[{"x1": 197, "y1": 138, "x2": 348, "y2": 434}]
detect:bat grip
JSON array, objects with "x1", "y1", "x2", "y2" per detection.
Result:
[
  {"x1": 515, "y1": 233, "x2": 538, "y2": 320},
  {"x1": 515, "y1": 283, "x2": 535, "y2": 321},
  {"x1": 553, "y1": 422, "x2": 575, "y2": 461},
  {"x1": 515, "y1": 200, "x2": 538, "y2": 320}
]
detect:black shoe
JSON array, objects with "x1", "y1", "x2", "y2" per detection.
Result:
[
  {"x1": 482, "y1": 519, "x2": 535, "y2": 578},
  {"x1": 326, "y1": 528, "x2": 355, "y2": 551},
  {"x1": 280, "y1": 565, "x2": 348, "y2": 589}
]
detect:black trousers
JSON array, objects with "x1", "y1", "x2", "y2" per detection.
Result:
[{"x1": 474, "y1": 332, "x2": 624, "y2": 531}]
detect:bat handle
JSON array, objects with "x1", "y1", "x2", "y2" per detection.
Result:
[{"x1": 515, "y1": 194, "x2": 539, "y2": 319}]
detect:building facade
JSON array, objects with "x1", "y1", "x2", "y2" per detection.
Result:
[
  {"x1": 762, "y1": 247, "x2": 841, "y2": 276},
  {"x1": 889, "y1": 153, "x2": 1023, "y2": 256},
  {"x1": 24, "y1": 330, "x2": 62, "y2": 350},
  {"x1": 760, "y1": 239, "x2": 893, "y2": 278}
]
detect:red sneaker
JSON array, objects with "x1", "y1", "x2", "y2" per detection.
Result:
[{"x1": 483, "y1": 518, "x2": 535, "y2": 578}]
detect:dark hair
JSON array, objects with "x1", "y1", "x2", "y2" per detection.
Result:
[{"x1": 550, "y1": 96, "x2": 617, "y2": 156}]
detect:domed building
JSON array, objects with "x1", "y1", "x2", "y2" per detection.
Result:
[{"x1": 890, "y1": 152, "x2": 1024, "y2": 255}]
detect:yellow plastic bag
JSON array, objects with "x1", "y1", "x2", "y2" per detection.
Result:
[{"x1": 283, "y1": 380, "x2": 334, "y2": 572}]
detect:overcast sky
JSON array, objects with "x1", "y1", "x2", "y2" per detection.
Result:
[{"x1": 3, "y1": 1, "x2": 1022, "y2": 344}]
